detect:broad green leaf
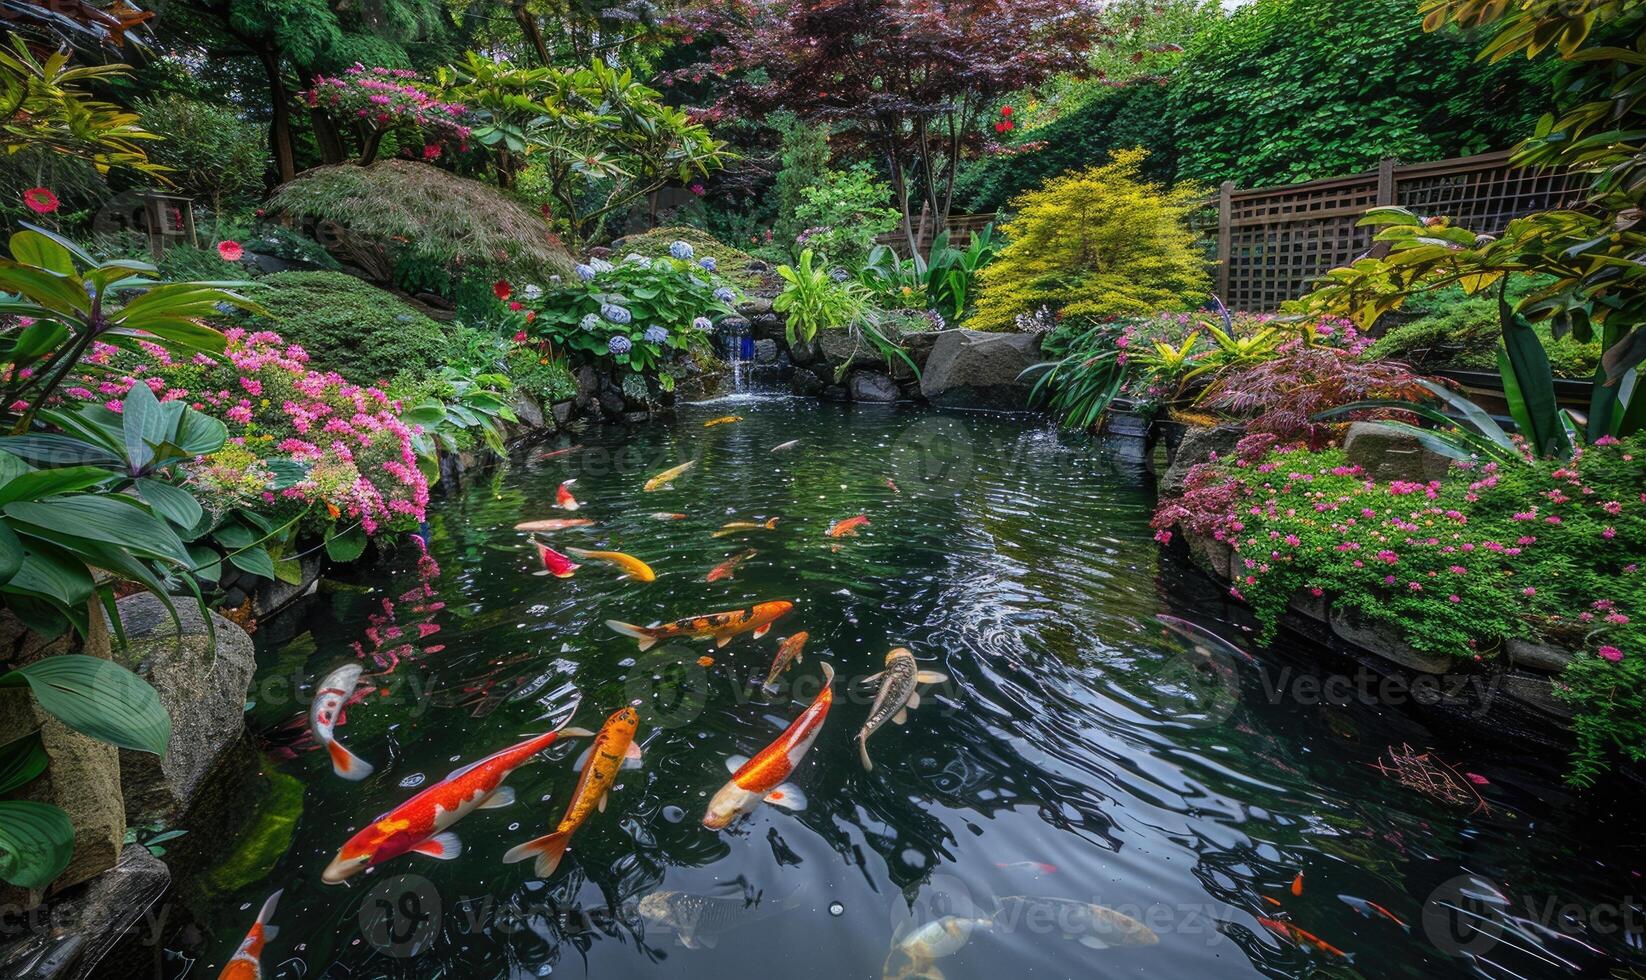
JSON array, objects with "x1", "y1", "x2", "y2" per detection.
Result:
[
  {"x1": 0, "y1": 466, "x2": 115, "y2": 506},
  {"x1": 0, "y1": 434, "x2": 122, "y2": 469},
  {"x1": 1, "y1": 654, "x2": 171, "y2": 755},
  {"x1": 226, "y1": 543, "x2": 276, "y2": 581},
  {"x1": 134, "y1": 479, "x2": 203, "y2": 530},
  {"x1": 0, "y1": 800, "x2": 75, "y2": 889},
  {"x1": 324, "y1": 526, "x2": 368, "y2": 563},
  {"x1": 0, "y1": 732, "x2": 48, "y2": 794},
  {"x1": 4, "y1": 495, "x2": 190, "y2": 567},
  {"x1": 9, "y1": 230, "x2": 74, "y2": 276},
  {"x1": 119, "y1": 381, "x2": 161, "y2": 471}
]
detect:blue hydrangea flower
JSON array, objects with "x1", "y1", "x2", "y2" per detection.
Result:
[
  {"x1": 692, "y1": 315, "x2": 713, "y2": 332},
  {"x1": 522, "y1": 283, "x2": 543, "y2": 300},
  {"x1": 643, "y1": 325, "x2": 668, "y2": 344},
  {"x1": 623, "y1": 253, "x2": 650, "y2": 267},
  {"x1": 601, "y1": 303, "x2": 632, "y2": 325},
  {"x1": 579, "y1": 313, "x2": 601, "y2": 331},
  {"x1": 608, "y1": 335, "x2": 633, "y2": 354},
  {"x1": 713, "y1": 287, "x2": 736, "y2": 304},
  {"x1": 574, "y1": 263, "x2": 596, "y2": 282},
  {"x1": 698, "y1": 256, "x2": 717, "y2": 272},
  {"x1": 669, "y1": 240, "x2": 694, "y2": 260}
]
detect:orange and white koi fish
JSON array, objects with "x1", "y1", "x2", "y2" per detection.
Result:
[
  {"x1": 565, "y1": 547, "x2": 656, "y2": 582},
  {"x1": 1257, "y1": 917, "x2": 1351, "y2": 960},
  {"x1": 650, "y1": 512, "x2": 688, "y2": 521},
  {"x1": 857, "y1": 648, "x2": 946, "y2": 771},
  {"x1": 515, "y1": 517, "x2": 595, "y2": 532},
  {"x1": 309, "y1": 664, "x2": 373, "y2": 781},
  {"x1": 504, "y1": 707, "x2": 641, "y2": 877},
  {"x1": 826, "y1": 515, "x2": 869, "y2": 538},
  {"x1": 1338, "y1": 895, "x2": 1408, "y2": 931},
  {"x1": 994, "y1": 861, "x2": 1059, "y2": 874},
  {"x1": 644, "y1": 460, "x2": 696, "y2": 492},
  {"x1": 321, "y1": 712, "x2": 576, "y2": 883},
  {"x1": 216, "y1": 889, "x2": 282, "y2": 980},
  {"x1": 539, "y1": 445, "x2": 583, "y2": 460},
  {"x1": 607, "y1": 600, "x2": 794, "y2": 651},
  {"x1": 770, "y1": 439, "x2": 800, "y2": 453},
  {"x1": 711, "y1": 517, "x2": 780, "y2": 538},
  {"x1": 762, "y1": 631, "x2": 808, "y2": 694},
  {"x1": 703, "y1": 415, "x2": 742, "y2": 427},
  {"x1": 706, "y1": 549, "x2": 756, "y2": 583},
  {"x1": 704, "y1": 662, "x2": 833, "y2": 829},
  {"x1": 555, "y1": 480, "x2": 581, "y2": 511},
  {"x1": 533, "y1": 540, "x2": 579, "y2": 578}
]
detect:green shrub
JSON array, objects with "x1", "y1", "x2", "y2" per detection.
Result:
[
  {"x1": 1367, "y1": 289, "x2": 1600, "y2": 379},
  {"x1": 246, "y1": 272, "x2": 449, "y2": 384},
  {"x1": 136, "y1": 95, "x2": 270, "y2": 215},
  {"x1": 971, "y1": 149, "x2": 1209, "y2": 331},
  {"x1": 791, "y1": 164, "x2": 902, "y2": 267},
  {"x1": 506, "y1": 348, "x2": 578, "y2": 404},
  {"x1": 610, "y1": 226, "x2": 774, "y2": 295}
]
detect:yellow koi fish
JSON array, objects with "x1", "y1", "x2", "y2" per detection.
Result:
[
  {"x1": 711, "y1": 517, "x2": 780, "y2": 538},
  {"x1": 608, "y1": 601, "x2": 794, "y2": 651},
  {"x1": 644, "y1": 460, "x2": 696, "y2": 492},
  {"x1": 703, "y1": 415, "x2": 743, "y2": 427},
  {"x1": 565, "y1": 548, "x2": 656, "y2": 582},
  {"x1": 503, "y1": 707, "x2": 641, "y2": 877}
]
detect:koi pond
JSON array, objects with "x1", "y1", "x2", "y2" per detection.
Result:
[{"x1": 189, "y1": 396, "x2": 1644, "y2": 979}]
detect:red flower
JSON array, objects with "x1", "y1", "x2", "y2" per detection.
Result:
[
  {"x1": 1001, "y1": 105, "x2": 1013, "y2": 117},
  {"x1": 513, "y1": 330, "x2": 528, "y2": 343},
  {"x1": 508, "y1": 301, "x2": 523, "y2": 311},
  {"x1": 493, "y1": 279, "x2": 512, "y2": 301},
  {"x1": 993, "y1": 121, "x2": 1007, "y2": 133},
  {"x1": 525, "y1": 310, "x2": 536, "y2": 322},
  {"x1": 22, "y1": 187, "x2": 59, "y2": 214},
  {"x1": 216, "y1": 240, "x2": 244, "y2": 261}
]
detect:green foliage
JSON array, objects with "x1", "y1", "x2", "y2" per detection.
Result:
[
  {"x1": 773, "y1": 249, "x2": 870, "y2": 345},
  {"x1": 769, "y1": 114, "x2": 833, "y2": 246},
  {"x1": 971, "y1": 150, "x2": 1209, "y2": 331},
  {"x1": 611, "y1": 226, "x2": 772, "y2": 294},
  {"x1": 1165, "y1": 0, "x2": 1552, "y2": 187},
  {"x1": 267, "y1": 159, "x2": 574, "y2": 283},
  {"x1": 1155, "y1": 434, "x2": 1646, "y2": 785},
  {"x1": 396, "y1": 368, "x2": 518, "y2": 464},
  {"x1": 791, "y1": 165, "x2": 902, "y2": 268},
  {"x1": 504, "y1": 346, "x2": 577, "y2": 404},
  {"x1": 1368, "y1": 289, "x2": 1600, "y2": 379},
  {"x1": 524, "y1": 251, "x2": 733, "y2": 377},
  {"x1": 135, "y1": 95, "x2": 270, "y2": 214},
  {"x1": 857, "y1": 225, "x2": 1000, "y2": 323},
  {"x1": 245, "y1": 271, "x2": 448, "y2": 384},
  {"x1": 0, "y1": 37, "x2": 164, "y2": 179}
]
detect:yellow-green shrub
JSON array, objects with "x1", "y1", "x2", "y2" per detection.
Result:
[{"x1": 970, "y1": 149, "x2": 1210, "y2": 331}]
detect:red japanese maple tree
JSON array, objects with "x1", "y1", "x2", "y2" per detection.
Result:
[{"x1": 673, "y1": 0, "x2": 1116, "y2": 252}]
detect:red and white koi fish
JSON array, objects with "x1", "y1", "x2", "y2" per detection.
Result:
[
  {"x1": 217, "y1": 889, "x2": 282, "y2": 980},
  {"x1": 322, "y1": 711, "x2": 577, "y2": 883},
  {"x1": 884, "y1": 477, "x2": 900, "y2": 494},
  {"x1": 704, "y1": 662, "x2": 834, "y2": 829},
  {"x1": 515, "y1": 518, "x2": 594, "y2": 532},
  {"x1": 1257, "y1": 917, "x2": 1352, "y2": 960},
  {"x1": 706, "y1": 549, "x2": 756, "y2": 583},
  {"x1": 504, "y1": 707, "x2": 642, "y2": 877},
  {"x1": 555, "y1": 480, "x2": 581, "y2": 511},
  {"x1": 533, "y1": 540, "x2": 579, "y2": 578},
  {"x1": 309, "y1": 664, "x2": 373, "y2": 781},
  {"x1": 608, "y1": 601, "x2": 794, "y2": 651},
  {"x1": 1338, "y1": 895, "x2": 1409, "y2": 931},
  {"x1": 826, "y1": 515, "x2": 869, "y2": 538}
]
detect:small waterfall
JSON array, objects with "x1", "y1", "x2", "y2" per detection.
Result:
[{"x1": 717, "y1": 319, "x2": 754, "y2": 394}]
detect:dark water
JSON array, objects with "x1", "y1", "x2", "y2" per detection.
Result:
[{"x1": 198, "y1": 396, "x2": 1645, "y2": 979}]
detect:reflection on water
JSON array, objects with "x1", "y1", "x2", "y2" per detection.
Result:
[{"x1": 187, "y1": 398, "x2": 1645, "y2": 979}]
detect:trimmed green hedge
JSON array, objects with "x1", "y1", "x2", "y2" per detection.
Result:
[{"x1": 248, "y1": 271, "x2": 449, "y2": 384}]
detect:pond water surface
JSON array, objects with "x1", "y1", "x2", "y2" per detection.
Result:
[{"x1": 202, "y1": 396, "x2": 1645, "y2": 979}]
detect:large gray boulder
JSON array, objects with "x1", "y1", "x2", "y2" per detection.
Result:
[
  {"x1": 1160, "y1": 425, "x2": 1244, "y2": 497},
  {"x1": 0, "y1": 845, "x2": 170, "y2": 980},
  {"x1": 849, "y1": 370, "x2": 901, "y2": 403},
  {"x1": 1343, "y1": 421, "x2": 1451, "y2": 483},
  {"x1": 116, "y1": 594, "x2": 257, "y2": 824},
  {"x1": 816, "y1": 329, "x2": 884, "y2": 374},
  {"x1": 918, "y1": 329, "x2": 1042, "y2": 410}
]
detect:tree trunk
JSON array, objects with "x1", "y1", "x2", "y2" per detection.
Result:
[
  {"x1": 260, "y1": 49, "x2": 297, "y2": 183},
  {"x1": 311, "y1": 107, "x2": 346, "y2": 166},
  {"x1": 513, "y1": 1, "x2": 553, "y2": 66}
]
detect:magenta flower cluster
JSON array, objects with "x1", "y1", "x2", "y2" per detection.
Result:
[{"x1": 306, "y1": 64, "x2": 473, "y2": 150}]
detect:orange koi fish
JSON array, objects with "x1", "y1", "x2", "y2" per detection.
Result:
[
  {"x1": 1257, "y1": 917, "x2": 1351, "y2": 960},
  {"x1": 539, "y1": 445, "x2": 583, "y2": 459},
  {"x1": 827, "y1": 515, "x2": 869, "y2": 538},
  {"x1": 322, "y1": 712, "x2": 576, "y2": 883},
  {"x1": 555, "y1": 480, "x2": 580, "y2": 511},
  {"x1": 515, "y1": 518, "x2": 595, "y2": 532},
  {"x1": 650, "y1": 512, "x2": 688, "y2": 521},
  {"x1": 1338, "y1": 895, "x2": 1409, "y2": 931},
  {"x1": 697, "y1": 655, "x2": 715, "y2": 668},
  {"x1": 712, "y1": 517, "x2": 780, "y2": 538},
  {"x1": 704, "y1": 662, "x2": 833, "y2": 829},
  {"x1": 217, "y1": 889, "x2": 281, "y2": 980},
  {"x1": 607, "y1": 600, "x2": 793, "y2": 651},
  {"x1": 565, "y1": 547, "x2": 656, "y2": 582},
  {"x1": 762, "y1": 631, "x2": 808, "y2": 694},
  {"x1": 703, "y1": 415, "x2": 742, "y2": 427},
  {"x1": 707, "y1": 549, "x2": 756, "y2": 582},
  {"x1": 309, "y1": 664, "x2": 373, "y2": 781},
  {"x1": 504, "y1": 707, "x2": 641, "y2": 877},
  {"x1": 533, "y1": 540, "x2": 579, "y2": 578},
  {"x1": 1291, "y1": 872, "x2": 1304, "y2": 896}
]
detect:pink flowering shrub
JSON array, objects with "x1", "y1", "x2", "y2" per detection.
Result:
[
  {"x1": 68, "y1": 330, "x2": 428, "y2": 537},
  {"x1": 1153, "y1": 434, "x2": 1646, "y2": 784},
  {"x1": 305, "y1": 65, "x2": 472, "y2": 165}
]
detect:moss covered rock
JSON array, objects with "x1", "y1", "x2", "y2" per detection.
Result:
[
  {"x1": 610, "y1": 226, "x2": 776, "y2": 295},
  {"x1": 249, "y1": 271, "x2": 449, "y2": 384}
]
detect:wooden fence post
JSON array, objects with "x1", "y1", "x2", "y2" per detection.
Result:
[{"x1": 1216, "y1": 180, "x2": 1234, "y2": 302}]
